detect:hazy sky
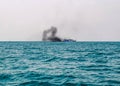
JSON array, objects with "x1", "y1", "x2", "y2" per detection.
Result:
[{"x1": 0, "y1": 0, "x2": 120, "y2": 41}]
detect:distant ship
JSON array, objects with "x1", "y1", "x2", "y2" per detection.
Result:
[
  {"x1": 63, "y1": 39, "x2": 76, "y2": 42},
  {"x1": 42, "y1": 26, "x2": 76, "y2": 42}
]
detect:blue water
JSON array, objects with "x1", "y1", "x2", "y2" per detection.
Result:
[{"x1": 0, "y1": 42, "x2": 120, "y2": 86}]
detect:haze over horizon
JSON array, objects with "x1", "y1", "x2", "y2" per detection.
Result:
[{"x1": 0, "y1": 0, "x2": 120, "y2": 41}]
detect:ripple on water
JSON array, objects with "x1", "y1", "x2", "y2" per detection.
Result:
[{"x1": 0, "y1": 42, "x2": 120, "y2": 86}]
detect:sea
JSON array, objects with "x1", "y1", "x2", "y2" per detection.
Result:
[{"x1": 0, "y1": 42, "x2": 120, "y2": 86}]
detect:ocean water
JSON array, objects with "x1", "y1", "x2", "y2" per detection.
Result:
[{"x1": 0, "y1": 42, "x2": 120, "y2": 86}]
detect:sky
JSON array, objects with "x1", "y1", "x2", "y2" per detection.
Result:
[{"x1": 0, "y1": 0, "x2": 120, "y2": 41}]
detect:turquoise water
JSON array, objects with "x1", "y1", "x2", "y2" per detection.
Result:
[{"x1": 0, "y1": 42, "x2": 120, "y2": 86}]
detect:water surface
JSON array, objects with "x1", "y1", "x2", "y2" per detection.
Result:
[{"x1": 0, "y1": 42, "x2": 120, "y2": 86}]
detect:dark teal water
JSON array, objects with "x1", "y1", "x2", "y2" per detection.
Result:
[{"x1": 0, "y1": 42, "x2": 120, "y2": 86}]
